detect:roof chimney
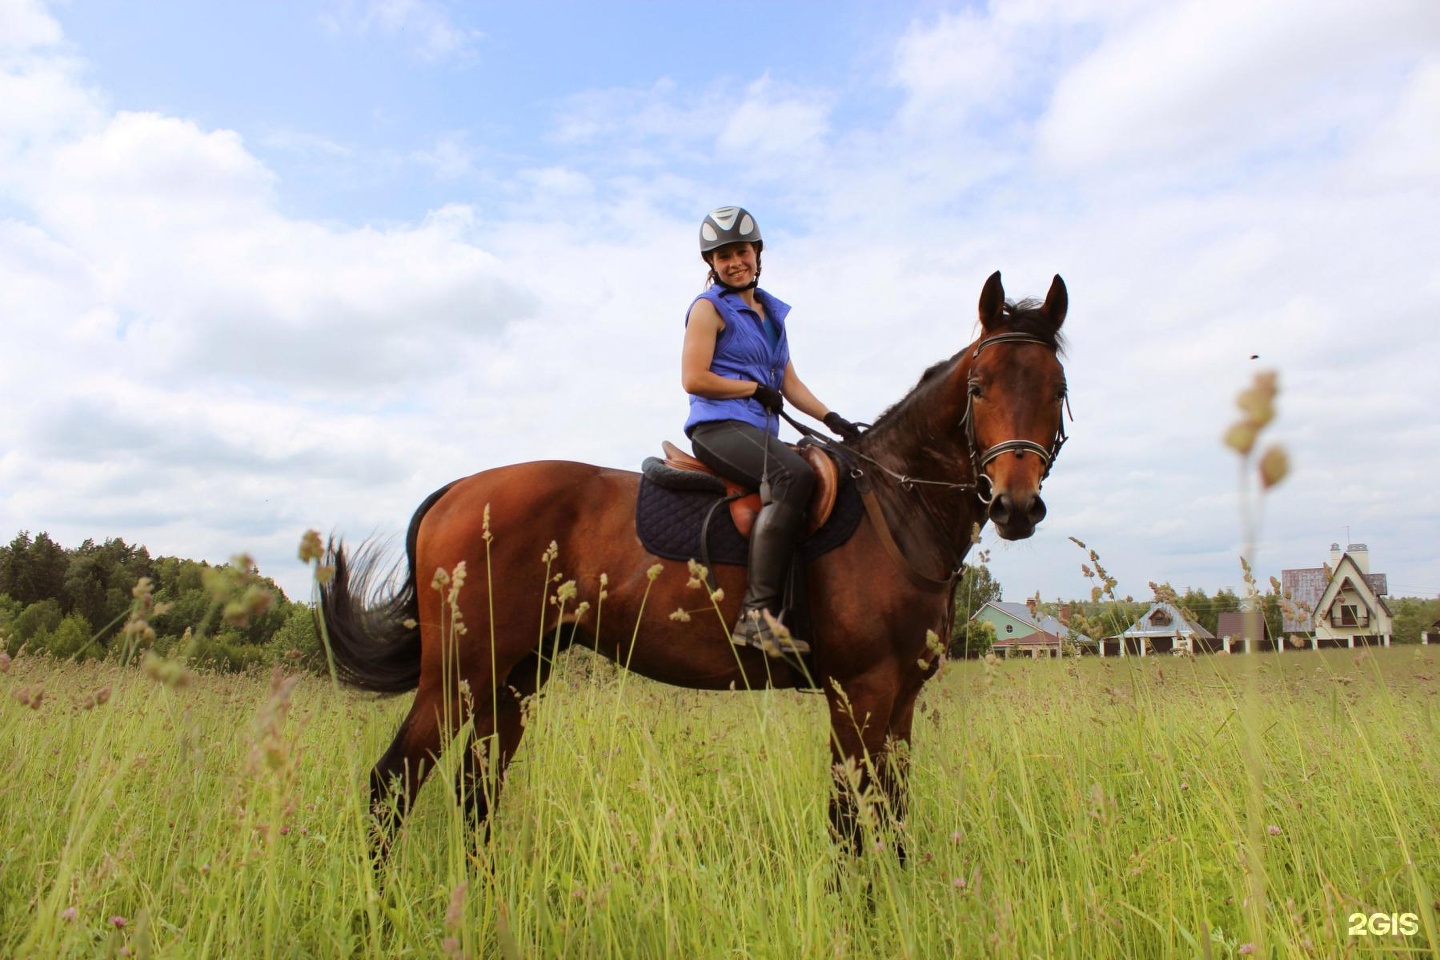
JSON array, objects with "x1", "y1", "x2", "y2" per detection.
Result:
[
  {"x1": 1347, "y1": 543, "x2": 1369, "y2": 574},
  {"x1": 1329, "y1": 542, "x2": 1343, "y2": 568}
]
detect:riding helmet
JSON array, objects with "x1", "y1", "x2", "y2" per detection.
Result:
[{"x1": 699, "y1": 206, "x2": 763, "y2": 256}]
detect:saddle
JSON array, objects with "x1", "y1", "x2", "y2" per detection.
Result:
[{"x1": 654, "y1": 440, "x2": 839, "y2": 538}]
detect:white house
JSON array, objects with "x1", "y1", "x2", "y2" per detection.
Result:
[
  {"x1": 1100, "y1": 602, "x2": 1213, "y2": 657},
  {"x1": 1282, "y1": 543, "x2": 1393, "y2": 648}
]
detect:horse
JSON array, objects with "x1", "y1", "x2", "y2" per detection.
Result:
[{"x1": 318, "y1": 270, "x2": 1070, "y2": 860}]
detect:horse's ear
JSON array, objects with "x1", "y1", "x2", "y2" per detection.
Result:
[
  {"x1": 1043, "y1": 275, "x2": 1067, "y2": 331},
  {"x1": 979, "y1": 271, "x2": 1004, "y2": 331}
]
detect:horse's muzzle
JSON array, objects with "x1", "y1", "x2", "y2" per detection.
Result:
[{"x1": 987, "y1": 491, "x2": 1047, "y2": 540}]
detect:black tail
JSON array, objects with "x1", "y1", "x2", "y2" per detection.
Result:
[{"x1": 317, "y1": 482, "x2": 456, "y2": 694}]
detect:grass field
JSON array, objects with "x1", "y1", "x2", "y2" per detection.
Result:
[{"x1": 3, "y1": 644, "x2": 1438, "y2": 959}]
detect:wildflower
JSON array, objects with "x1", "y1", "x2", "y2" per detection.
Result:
[
  {"x1": 60, "y1": 907, "x2": 77, "y2": 922},
  {"x1": 1238, "y1": 944, "x2": 1255, "y2": 955},
  {"x1": 669, "y1": 609, "x2": 692, "y2": 622},
  {"x1": 110, "y1": 916, "x2": 127, "y2": 929},
  {"x1": 445, "y1": 881, "x2": 468, "y2": 929},
  {"x1": 952, "y1": 877, "x2": 966, "y2": 889},
  {"x1": 1258, "y1": 445, "x2": 1289, "y2": 489},
  {"x1": 297, "y1": 529, "x2": 324, "y2": 563},
  {"x1": 686, "y1": 559, "x2": 708, "y2": 589},
  {"x1": 647, "y1": 563, "x2": 664, "y2": 582},
  {"x1": 142, "y1": 651, "x2": 193, "y2": 689},
  {"x1": 1266, "y1": 824, "x2": 1282, "y2": 836}
]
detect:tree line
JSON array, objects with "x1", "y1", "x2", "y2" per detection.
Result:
[{"x1": 0, "y1": 531, "x2": 321, "y2": 672}]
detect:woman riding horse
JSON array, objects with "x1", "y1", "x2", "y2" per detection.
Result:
[{"x1": 680, "y1": 206, "x2": 861, "y2": 656}]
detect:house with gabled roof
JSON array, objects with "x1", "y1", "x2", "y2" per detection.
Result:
[
  {"x1": 1282, "y1": 543, "x2": 1392, "y2": 648},
  {"x1": 1099, "y1": 601, "x2": 1213, "y2": 656},
  {"x1": 1215, "y1": 610, "x2": 1278, "y2": 653},
  {"x1": 973, "y1": 598, "x2": 1090, "y2": 658}
]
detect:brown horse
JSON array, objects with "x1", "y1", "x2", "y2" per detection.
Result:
[{"x1": 319, "y1": 270, "x2": 1069, "y2": 858}]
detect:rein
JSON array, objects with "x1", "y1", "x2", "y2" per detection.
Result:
[{"x1": 781, "y1": 330, "x2": 1070, "y2": 594}]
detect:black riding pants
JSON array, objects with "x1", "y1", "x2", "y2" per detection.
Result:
[{"x1": 689, "y1": 419, "x2": 814, "y2": 511}]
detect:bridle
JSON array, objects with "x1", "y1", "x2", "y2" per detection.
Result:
[
  {"x1": 958, "y1": 331, "x2": 1070, "y2": 504},
  {"x1": 786, "y1": 328, "x2": 1071, "y2": 593}
]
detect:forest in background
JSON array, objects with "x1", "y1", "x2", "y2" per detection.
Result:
[{"x1": 0, "y1": 531, "x2": 320, "y2": 671}]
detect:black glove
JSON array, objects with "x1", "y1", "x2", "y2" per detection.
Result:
[
  {"x1": 751, "y1": 383, "x2": 784, "y2": 413},
  {"x1": 824, "y1": 412, "x2": 862, "y2": 442}
]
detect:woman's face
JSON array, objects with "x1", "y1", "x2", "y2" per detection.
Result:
[{"x1": 708, "y1": 242, "x2": 758, "y2": 287}]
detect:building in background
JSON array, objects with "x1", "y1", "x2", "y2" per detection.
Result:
[
  {"x1": 1282, "y1": 543, "x2": 1393, "y2": 648},
  {"x1": 1215, "y1": 611, "x2": 1278, "y2": 653},
  {"x1": 973, "y1": 599, "x2": 1085, "y2": 658},
  {"x1": 1099, "y1": 602, "x2": 1213, "y2": 656}
]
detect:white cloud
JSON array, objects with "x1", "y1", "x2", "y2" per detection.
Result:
[
  {"x1": 2, "y1": 0, "x2": 1438, "y2": 608},
  {"x1": 716, "y1": 75, "x2": 832, "y2": 162},
  {"x1": 1037, "y1": 0, "x2": 1440, "y2": 172},
  {"x1": 321, "y1": 0, "x2": 482, "y2": 63},
  {"x1": 0, "y1": 0, "x2": 61, "y2": 50}
]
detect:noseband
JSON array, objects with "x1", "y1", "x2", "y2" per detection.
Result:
[{"x1": 959, "y1": 331, "x2": 1069, "y2": 504}]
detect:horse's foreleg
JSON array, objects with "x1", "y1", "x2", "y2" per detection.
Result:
[
  {"x1": 878, "y1": 693, "x2": 919, "y2": 865},
  {"x1": 825, "y1": 677, "x2": 898, "y2": 857},
  {"x1": 455, "y1": 651, "x2": 553, "y2": 843}
]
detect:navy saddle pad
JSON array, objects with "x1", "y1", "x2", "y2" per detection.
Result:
[{"x1": 635, "y1": 459, "x2": 864, "y2": 567}]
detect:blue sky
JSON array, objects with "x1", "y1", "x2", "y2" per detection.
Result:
[{"x1": 2, "y1": 0, "x2": 1438, "y2": 606}]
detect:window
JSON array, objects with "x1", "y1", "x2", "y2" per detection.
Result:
[
  {"x1": 1149, "y1": 610, "x2": 1171, "y2": 626},
  {"x1": 1005, "y1": 624, "x2": 1014, "y2": 634},
  {"x1": 1331, "y1": 603, "x2": 1363, "y2": 628}
]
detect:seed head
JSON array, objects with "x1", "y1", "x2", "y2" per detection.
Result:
[
  {"x1": 297, "y1": 530, "x2": 324, "y2": 564},
  {"x1": 1258, "y1": 444, "x2": 1289, "y2": 489}
]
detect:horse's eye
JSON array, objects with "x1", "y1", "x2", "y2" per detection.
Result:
[
  {"x1": 968, "y1": 381, "x2": 983, "y2": 398},
  {"x1": 1056, "y1": 384, "x2": 1068, "y2": 401}
]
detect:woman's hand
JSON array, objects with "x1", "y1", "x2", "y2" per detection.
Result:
[
  {"x1": 752, "y1": 383, "x2": 784, "y2": 413},
  {"x1": 824, "y1": 412, "x2": 861, "y2": 442}
]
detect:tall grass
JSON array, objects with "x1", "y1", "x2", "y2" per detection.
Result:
[{"x1": 3, "y1": 643, "x2": 1437, "y2": 958}]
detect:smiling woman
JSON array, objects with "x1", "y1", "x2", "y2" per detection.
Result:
[{"x1": 680, "y1": 205, "x2": 862, "y2": 655}]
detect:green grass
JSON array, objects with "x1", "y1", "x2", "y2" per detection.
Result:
[{"x1": 3, "y1": 646, "x2": 1438, "y2": 959}]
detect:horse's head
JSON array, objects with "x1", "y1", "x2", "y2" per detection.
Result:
[{"x1": 961, "y1": 271, "x2": 1068, "y2": 541}]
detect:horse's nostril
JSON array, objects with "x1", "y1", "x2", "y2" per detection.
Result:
[
  {"x1": 988, "y1": 494, "x2": 1012, "y2": 525},
  {"x1": 1028, "y1": 497, "x2": 1047, "y2": 525}
]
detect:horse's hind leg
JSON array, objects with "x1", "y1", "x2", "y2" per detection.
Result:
[
  {"x1": 370, "y1": 685, "x2": 447, "y2": 859},
  {"x1": 456, "y1": 651, "x2": 553, "y2": 841}
]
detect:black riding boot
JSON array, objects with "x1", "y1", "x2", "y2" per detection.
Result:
[{"x1": 732, "y1": 501, "x2": 810, "y2": 656}]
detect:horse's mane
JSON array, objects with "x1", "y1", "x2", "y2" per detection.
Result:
[{"x1": 861, "y1": 300, "x2": 1066, "y2": 443}]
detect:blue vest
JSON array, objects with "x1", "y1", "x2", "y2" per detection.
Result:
[{"x1": 684, "y1": 285, "x2": 791, "y2": 436}]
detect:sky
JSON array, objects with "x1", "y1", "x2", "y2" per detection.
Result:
[{"x1": 1, "y1": 0, "x2": 1437, "y2": 608}]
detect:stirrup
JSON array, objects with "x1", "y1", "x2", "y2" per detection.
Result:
[{"x1": 732, "y1": 608, "x2": 811, "y2": 657}]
